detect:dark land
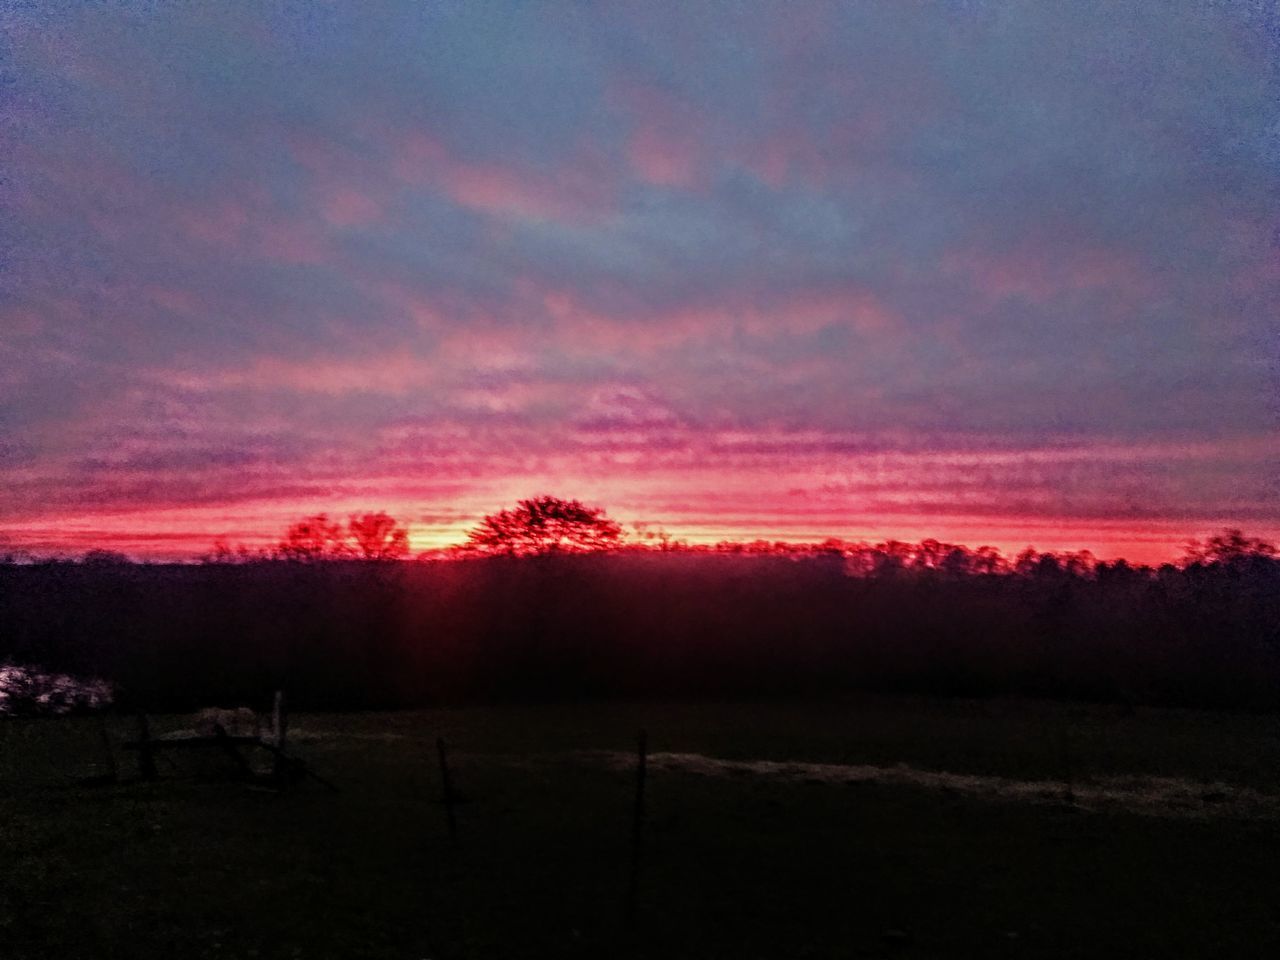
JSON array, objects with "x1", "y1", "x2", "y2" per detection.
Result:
[
  {"x1": 3, "y1": 547, "x2": 1278, "y2": 712},
  {"x1": 3, "y1": 549, "x2": 1279, "y2": 957},
  {"x1": 5, "y1": 699, "x2": 1280, "y2": 959}
]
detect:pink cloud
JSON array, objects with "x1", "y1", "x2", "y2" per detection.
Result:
[
  {"x1": 610, "y1": 81, "x2": 709, "y2": 189},
  {"x1": 152, "y1": 353, "x2": 436, "y2": 397},
  {"x1": 320, "y1": 187, "x2": 383, "y2": 227},
  {"x1": 5, "y1": 422, "x2": 1276, "y2": 563},
  {"x1": 574, "y1": 387, "x2": 683, "y2": 432},
  {"x1": 257, "y1": 218, "x2": 331, "y2": 265},
  {"x1": 392, "y1": 132, "x2": 618, "y2": 221},
  {"x1": 536, "y1": 283, "x2": 898, "y2": 352},
  {"x1": 285, "y1": 133, "x2": 391, "y2": 229},
  {"x1": 144, "y1": 286, "x2": 200, "y2": 314},
  {"x1": 175, "y1": 188, "x2": 334, "y2": 266},
  {"x1": 181, "y1": 198, "x2": 252, "y2": 247},
  {"x1": 741, "y1": 110, "x2": 895, "y2": 188},
  {"x1": 0, "y1": 307, "x2": 44, "y2": 338},
  {"x1": 944, "y1": 237, "x2": 1154, "y2": 306}
]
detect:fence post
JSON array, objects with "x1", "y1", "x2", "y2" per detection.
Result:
[
  {"x1": 436, "y1": 736, "x2": 458, "y2": 846},
  {"x1": 626, "y1": 729, "x2": 647, "y2": 923},
  {"x1": 1061, "y1": 724, "x2": 1076, "y2": 804},
  {"x1": 272, "y1": 690, "x2": 288, "y2": 778},
  {"x1": 135, "y1": 712, "x2": 156, "y2": 780},
  {"x1": 213, "y1": 724, "x2": 255, "y2": 781},
  {"x1": 97, "y1": 713, "x2": 119, "y2": 783}
]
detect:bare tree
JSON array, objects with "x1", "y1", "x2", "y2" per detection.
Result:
[
  {"x1": 466, "y1": 496, "x2": 623, "y2": 556},
  {"x1": 276, "y1": 514, "x2": 349, "y2": 562},
  {"x1": 1184, "y1": 529, "x2": 1277, "y2": 568},
  {"x1": 348, "y1": 512, "x2": 410, "y2": 560}
]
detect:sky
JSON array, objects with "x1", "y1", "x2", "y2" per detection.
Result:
[{"x1": 1, "y1": 0, "x2": 1277, "y2": 563}]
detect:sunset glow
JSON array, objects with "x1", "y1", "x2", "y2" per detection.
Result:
[{"x1": 2, "y1": 2, "x2": 1276, "y2": 563}]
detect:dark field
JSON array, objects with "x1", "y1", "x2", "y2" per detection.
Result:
[
  {"x1": 5, "y1": 697, "x2": 1280, "y2": 959},
  {"x1": 5, "y1": 552, "x2": 1279, "y2": 713}
]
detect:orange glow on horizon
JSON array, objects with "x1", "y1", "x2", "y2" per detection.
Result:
[{"x1": 4, "y1": 495, "x2": 1273, "y2": 567}]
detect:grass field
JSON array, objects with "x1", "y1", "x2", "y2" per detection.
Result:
[{"x1": 4, "y1": 697, "x2": 1280, "y2": 958}]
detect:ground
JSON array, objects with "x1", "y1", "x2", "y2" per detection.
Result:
[{"x1": 4, "y1": 697, "x2": 1280, "y2": 958}]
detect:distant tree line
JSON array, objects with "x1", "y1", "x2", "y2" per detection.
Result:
[
  {"x1": 6, "y1": 497, "x2": 1273, "y2": 583},
  {"x1": 1, "y1": 498, "x2": 1277, "y2": 714},
  {"x1": 198, "y1": 511, "x2": 411, "y2": 563},
  {"x1": 199, "y1": 497, "x2": 622, "y2": 562}
]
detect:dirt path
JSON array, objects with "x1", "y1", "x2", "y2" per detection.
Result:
[
  {"x1": 577, "y1": 749, "x2": 1280, "y2": 821},
  {"x1": 281, "y1": 725, "x2": 1280, "y2": 820}
]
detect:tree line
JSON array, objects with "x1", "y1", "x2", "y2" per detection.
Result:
[
  {"x1": 127, "y1": 496, "x2": 1280, "y2": 585},
  {"x1": 205, "y1": 510, "x2": 412, "y2": 563},
  {"x1": 2, "y1": 496, "x2": 1278, "y2": 713},
  {"x1": 4, "y1": 495, "x2": 1277, "y2": 591}
]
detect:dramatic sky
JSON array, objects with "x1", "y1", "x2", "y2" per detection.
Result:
[{"x1": 2, "y1": 1, "x2": 1277, "y2": 562}]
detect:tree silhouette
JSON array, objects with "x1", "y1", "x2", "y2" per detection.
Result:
[
  {"x1": 267, "y1": 511, "x2": 412, "y2": 561},
  {"x1": 80, "y1": 549, "x2": 132, "y2": 566},
  {"x1": 348, "y1": 512, "x2": 410, "y2": 560},
  {"x1": 276, "y1": 514, "x2": 349, "y2": 562},
  {"x1": 466, "y1": 496, "x2": 623, "y2": 556},
  {"x1": 201, "y1": 538, "x2": 260, "y2": 564},
  {"x1": 1184, "y1": 528, "x2": 1277, "y2": 569}
]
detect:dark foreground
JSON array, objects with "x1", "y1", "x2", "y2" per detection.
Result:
[{"x1": 4, "y1": 697, "x2": 1280, "y2": 958}]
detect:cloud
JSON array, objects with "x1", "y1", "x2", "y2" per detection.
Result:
[{"x1": 1, "y1": 0, "x2": 1276, "y2": 559}]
